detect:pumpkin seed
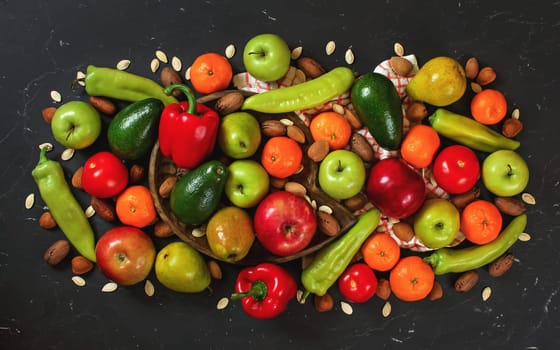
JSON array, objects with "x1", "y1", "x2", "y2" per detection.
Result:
[
  {"x1": 332, "y1": 103, "x2": 345, "y2": 115},
  {"x1": 225, "y1": 44, "x2": 236, "y2": 59},
  {"x1": 518, "y1": 232, "x2": 531, "y2": 242},
  {"x1": 192, "y1": 227, "x2": 206, "y2": 238},
  {"x1": 171, "y1": 56, "x2": 182, "y2": 71},
  {"x1": 216, "y1": 297, "x2": 229, "y2": 310},
  {"x1": 318, "y1": 205, "x2": 333, "y2": 214},
  {"x1": 25, "y1": 193, "x2": 35, "y2": 209},
  {"x1": 296, "y1": 290, "x2": 305, "y2": 304},
  {"x1": 393, "y1": 42, "x2": 405, "y2": 57},
  {"x1": 38, "y1": 142, "x2": 53, "y2": 151},
  {"x1": 340, "y1": 301, "x2": 353, "y2": 315},
  {"x1": 481, "y1": 286, "x2": 492, "y2": 301},
  {"x1": 310, "y1": 199, "x2": 317, "y2": 210},
  {"x1": 155, "y1": 50, "x2": 168, "y2": 63},
  {"x1": 279, "y1": 118, "x2": 294, "y2": 126},
  {"x1": 471, "y1": 82, "x2": 482, "y2": 93},
  {"x1": 116, "y1": 59, "x2": 131, "y2": 71},
  {"x1": 185, "y1": 66, "x2": 191, "y2": 80},
  {"x1": 85, "y1": 205, "x2": 95, "y2": 218},
  {"x1": 345, "y1": 48, "x2": 355, "y2": 65},
  {"x1": 60, "y1": 148, "x2": 75, "y2": 161},
  {"x1": 144, "y1": 279, "x2": 155, "y2": 296},
  {"x1": 382, "y1": 301, "x2": 392, "y2": 317},
  {"x1": 325, "y1": 40, "x2": 336, "y2": 56},
  {"x1": 291, "y1": 46, "x2": 303, "y2": 60},
  {"x1": 71, "y1": 275, "x2": 86, "y2": 287},
  {"x1": 76, "y1": 71, "x2": 86, "y2": 80},
  {"x1": 77, "y1": 80, "x2": 86, "y2": 87},
  {"x1": 511, "y1": 108, "x2": 520, "y2": 120},
  {"x1": 102, "y1": 282, "x2": 118, "y2": 293},
  {"x1": 150, "y1": 58, "x2": 160, "y2": 73},
  {"x1": 50, "y1": 90, "x2": 62, "y2": 103},
  {"x1": 521, "y1": 192, "x2": 536, "y2": 205}
]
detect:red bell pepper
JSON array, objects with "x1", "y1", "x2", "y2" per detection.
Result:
[
  {"x1": 231, "y1": 263, "x2": 297, "y2": 319},
  {"x1": 158, "y1": 84, "x2": 219, "y2": 169}
]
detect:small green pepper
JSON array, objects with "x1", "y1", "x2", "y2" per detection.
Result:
[
  {"x1": 429, "y1": 108, "x2": 520, "y2": 152},
  {"x1": 32, "y1": 147, "x2": 96, "y2": 262},
  {"x1": 84, "y1": 65, "x2": 178, "y2": 106},
  {"x1": 424, "y1": 214, "x2": 527, "y2": 275},
  {"x1": 301, "y1": 209, "x2": 381, "y2": 298},
  {"x1": 241, "y1": 67, "x2": 355, "y2": 113}
]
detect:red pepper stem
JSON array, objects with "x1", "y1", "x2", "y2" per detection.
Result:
[
  {"x1": 230, "y1": 280, "x2": 268, "y2": 302},
  {"x1": 163, "y1": 84, "x2": 197, "y2": 115}
]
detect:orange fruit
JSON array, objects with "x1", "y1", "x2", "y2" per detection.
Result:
[
  {"x1": 190, "y1": 53, "x2": 233, "y2": 94},
  {"x1": 460, "y1": 199, "x2": 503, "y2": 245},
  {"x1": 116, "y1": 185, "x2": 157, "y2": 228},
  {"x1": 260, "y1": 136, "x2": 303, "y2": 179},
  {"x1": 309, "y1": 112, "x2": 352, "y2": 150},
  {"x1": 389, "y1": 256, "x2": 435, "y2": 302},
  {"x1": 361, "y1": 233, "x2": 401, "y2": 272},
  {"x1": 400, "y1": 124, "x2": 440, "y2": 169},
  {"x1": 470, "y1": 89, "x2": 508, "y2": 125}
]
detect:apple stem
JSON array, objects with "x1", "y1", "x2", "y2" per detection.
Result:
[
  {"x1": 248, "y1": 51, "x2": 265, "y2": 57},
  {"x1": 337, "y1": 160, "x2": 343, "y2": 172},
  {"x1": 507, "y1": 164, "x2": 513, "y2": 176}
]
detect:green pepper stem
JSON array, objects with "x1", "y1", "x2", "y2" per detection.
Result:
[
  {"x1": 164, "y1": 84, "x2": 197, "y2": 115},
  {"x1": 230, "y1": 280, "x2": 268, "y2": 302},
  {"x1": 38, "y1": 145, "x2": 50, "y2": 165}
]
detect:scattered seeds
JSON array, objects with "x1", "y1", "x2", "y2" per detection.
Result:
[
  {"x1": 38, "y1": 142, "x2": 53, "y2": 151},
  {"x1": 85, "y1": 205, "x2": 96, "y2": 218},
  {"x1": 144, "y1": 279, "x2": 155, "y2": 296},
  {"x1": 345, "y1": 48, "x2": 355, "y2": 64},
  {"x1": 518, "y1": 232, "x2": 532, "y2": 242},
  {"x1": 296, "y1": 290, "x2": 306, "y2": 304},
  {"x1": 192, "y1": 227, "x2": 206, "y2": 238},
  {"x1": 216, "y1": 297, "x2": 229, "y2": 310},
  {"x1": 76, "y1": 71, "x2": 86, "y2": 80},
  {"x1": 394, "y1": 42, "x2": 405, "y2": 57},
  {"x1": 150, "y1": 58, "x2": 160, "y2": 73},
  {"x1": 71, "y1": 275, "x2": 86, "y2": 287},
  {"x1": 102, "y1": 282, "x2": 118, "y2": 293},
  {"x1": 171, "y1": 56, "x2": 182, "y2": 71},
  {"x1": 77, "y1": 80, "x2": 85, "y2": 87},
  {"x1": 511, "y1": 108, "x2": 520, "y2": 120},
  {"x1": 521, "y1": 192, "x2": 536, "y2": 205},
  {"x1": 325, "y1": 40, "x2": 336, "y2": 56},
  {"x1": 279, "y1": 118, "x2": 294, "y2": 126},
  {"x1": 481, "y1": 286, "x2": 492, "y2": 301},
  {"x1": 60, "y1": 148, "x2": 75, "y2": 161},
  {"x1": 116, "y1": 59, "x2": 131, "y2": 71},
  {"x1": 340, "y1": 301, "x2": 353, "y2": 315},
  {"x1": 332, "y1": 103, "x2": 345, "y2": 115},
  {"x1": 225, "y1": 44, "x2": 236, "y2": 59},
  {"x1": 318, "y1": 205, "x2": 333, "y2": 214},
  {"x1": 471, "y1": 82, "x2": 483, "y2": 93},
  {"x1": 50, "y1": 90, "x2": 62, "y2": 103},
  {"x1": 155, "y1": 50, "x2": 168, "y2": 63},
  {"x1": 291, "y1": 46, "x2": 303, "y2": 60},
  {"x1": 382, "y1": 301, "x2": 392, "y2": 317},
  {"x1": 25, "y1": 193, "x2": 35, "y2": 209},
  {"x1": 185, "y1": 66, "x2": 191, "y2": 80}
]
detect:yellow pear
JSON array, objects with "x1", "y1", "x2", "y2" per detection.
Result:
[{"x1": 406, "y1": 56, "x2": 466, "y2": 107}]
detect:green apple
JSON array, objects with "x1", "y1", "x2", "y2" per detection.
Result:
[
  {"x1": 155, "y1": 241, "x2": 210, "y2": 293},
  {"x1": 206, "y1": 206, "x2": 255, "y2": 263},
  {"x1": 225, "y1": 159, "x2": 270, "y2": 208},
  {"x1": 413, "y1": 198, "x2": 460, "y2": 249},
  {"x1": 482, "y1": 150, "x2": 529, "y2": 197},
  {"x1": 318, "y1": 149, "x2": 366, "y2": 200},
  {"x1": 51, "y1": 101, "x2": 101, "y2": 149},
  {"x1": 218, "y1": 112, "x2": 261, "y2": 159},
  {"x1": 243, "y1": 33, "x2": 291, "y2": 82}
]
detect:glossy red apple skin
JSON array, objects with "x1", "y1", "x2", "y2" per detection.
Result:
[
  {"x1": 253, "y1": 191, "x2": 317, "y2": 256},
  {"x1": 95, "y1": 226, "x2": 156, "y2": 286},
  {"x1": 366, "y1": 158, "x2": 426, "y2": 219}
]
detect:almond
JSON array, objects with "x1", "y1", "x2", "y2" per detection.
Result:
[
  {"x1": 454, "y1": 270, "x2": 479, "y2": 293},
  {"x1": 476, "y1": 67, "x2": 497, "y2": 86},
  {"x1": 89, "y1": 96, "x2": 117, "y2": 116},
  {"x1": 129, "y1": 164, "x2": 145, "y2": 183},
  {"x1": 159, "y1": 176, "x2": 178, "y2": 198},
  {"x1": 71, "y1": 166, "x2": 84, "y2": 189},
  {"x1": 488, "y1": 253, "x2": 515, "y2": 277},
  {"x1": 41, "y1": 107, "x2": 57, "y2": 124},
  {"x1": 90, "y1": 197, "x2": 116, "y2": 222},
  {"x1": 215, "y1": 91, "x2": 244, "y2": 116},
  {"x1": 428, "y1": 280, "x2": 443, "y2": 301},
  {"x1": 270, "y1": 176, "x2": 288, "y2": 189},
  {"x1": 376, "y1": 278, "x2": 391, "y2": 300},
  {"x1": 307, "y1": 140, "x2": 330, "y2": 162},
  {"x1": 392, "y1": 221, "x2": 414, "y2": 242},
  {"x1": 317, "y1": 210, "x2": 340, "y2": 236},
  {"x1": 350, "y1": 132, "x2": 375, "y2": 163},
  {"x1": 261, "y1": 119, "x2": 287, "y2": 137},
  {"x1": 449, "y1": 187, "x2": 481, "y2": 209},
  {"x1": 207, "y1": 260, "x2": 223, "y2": 280},
  {"x1": 343, "y1": 107, "x2": 363, "y2": 129},
  {"x1": 160, "y1": 67, "x2": 183, "y2": 97},
  {"x1": 389, "y1": 56, "x2": 413, "y2": 76},
  {"x1": 502, "y1": 118, "x2": 523, "y2": 138},
  {"x1": 297, "y1": 57, "x2": 325, "y2": 79},
  {"x1": 343, "y1": 192, "x2": 369, "y2": 212},
  {"x1": 71, "y1": 255, "x2": 94, "y2": 275},
  {"x1": 406, "y1": 102, "x2": 428, "y2": 123},
  {"x1": 154, "y1": 219, "x2": 174, "y2": 238},
  {"x1": 465, "y1": 57, "x2": 479, "y2": 80},
  {"x1": 287, "y1": 125, "x2": 306, "y2": 144},
  {"x1": 284, "y1": 181, "x2": 307, "y2": 197},
  {"x1": 39, "y1": 211, "x2": 57, "y2": 229},
  {"x1": 494, "y1": 196, "x2": 526, "y2": 216},
  {"x1": 44, "y1": 240, "x2": 70, "y2": 266},
  {"x1": 314, "y1": 293, "x2": 334, "y2": 312}
]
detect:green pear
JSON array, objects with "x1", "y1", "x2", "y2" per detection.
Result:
[
  {"x1": 406, "y1": 56, "x2": 467, "y2": 107},
  {"x1": 155, "y1": 242, "x2": 210, "y2": 293},
  {"x1": 218, "y1": 112, "x2": 261, "y2": 159},
  {"x1": 206, "y1": 206, "x2": 255, "y2": 263}
]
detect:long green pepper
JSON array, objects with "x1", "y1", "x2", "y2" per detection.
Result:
[
  {"x1": 424, "y1": 214, "x2": 527, "y2": 275},
  {"x1": 32, "y1": 147, "x2": 96, "y2": 262},
  {"x1": 301, "y1": 209, "x2": 381, "y2": 297}
]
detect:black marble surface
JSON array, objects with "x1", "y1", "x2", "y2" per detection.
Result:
[{"x1": 1, "y1": 1, "x2": 559, "y2": 349}]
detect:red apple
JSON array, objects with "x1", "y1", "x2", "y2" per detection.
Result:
[
  {"x1": 366, "y1": 158, "x2": 426, "y2": 219},
  {"x1": 253, "y1": 191, "x2": 317, "y2": 256},
  {"x1": 95, "y1": 226, "x2": 156, "y2": 286}
]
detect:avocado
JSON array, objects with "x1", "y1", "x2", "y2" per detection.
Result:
[
  {"x1": 107, "y1": 98, "x2": 163, "y2": 160},
  {"x1": 350, "y1": 72, "x2": 403, "y2": 150},
  {"x1": 169, "y1": 160, "x2": 227, "y2": 226}
]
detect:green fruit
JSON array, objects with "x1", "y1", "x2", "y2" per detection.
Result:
[
  {"x1": 350, "y1": 72, "x2": 403, "y2": 150},
  {"x1": 107, "y1": 98, "x2": 163, "y2": 160},
  {"x1": 406, "y1": 56, "x2": 466, "y2": 107},
  {"x1": 206, "y1": 206, "x2": 255, "y2": 262},
  {"x1": 482, "y1": 150, "x2": 529, "y2": 197},
  {"x1": 155, "y1": 241, "x2": 210, "y2": 293},
  {"x1": 218, "y1": 112, "x2": 262, "y2": 159},
  {"x1": 413, "y1": 198, "x2": 460, "y2": 249},
  {"x1": 169, "y1": 160, "x2": 227, "y2": 225},
  {"x1": 51, "y1": 101, "x2": 101, "y2": 150}
]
